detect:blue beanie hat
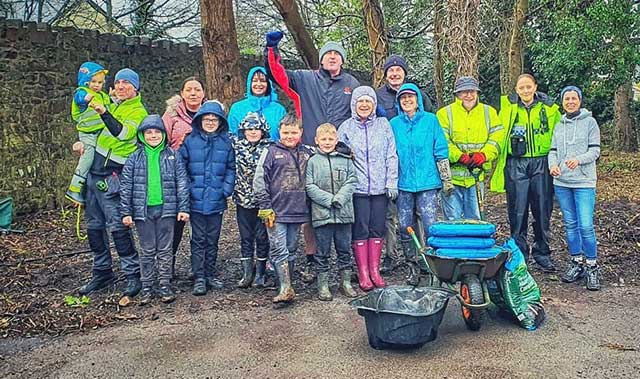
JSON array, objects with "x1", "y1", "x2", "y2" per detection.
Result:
[
  {"x1": 319, "y1": 41, "x2": 347, "y2": 63},
  {"x1": 561, "y1": 85, "x2": 582, "y2": 102},
  {"x1": 383, "y1": 54, "x2": 408, "y2": 75},
  {"x1": 115, "y1": 68, "x2": 140, "y2": 90}
]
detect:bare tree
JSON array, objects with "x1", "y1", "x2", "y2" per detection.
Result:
[
  {"x1": 199, "y1": 0, "x2": 243, "y2": 107},
  {"x1": 271, "y1": 0, "x2": 319, "y2": 68},
  {"x1": 446, "y1": 0, "x2": 480, "y2": 78},
  {"x1": 433, "y1": 0, "x2": 446, "y2": 106},
  {"x1": 362, "y1": 0, "x2": 388, "y2": 87},
  {"x1": 614, "y1": 82, "x2": 638, "y2": 152},
  {"x1": 499, "y1": 0, "x2": 528, "y2": 93}
]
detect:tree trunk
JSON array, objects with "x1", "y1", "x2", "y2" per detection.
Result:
[
  {"x1": 271, "y1": 0, "x2": 319, "y2": 69},
  {"x1": 614, "y1": 82, "x2": 637, "y2": 152},
  {"x1": 362, "y1": 0, "x2": 389, "y2": 87},
  {"x1": 446, "y1": 0, "x2": 480, "y2": 78},
  {"x1": 500, "y1": 0, "x2": 528, "y2": 94},
  {"x1": 433, "y1": 0, "x2": 446, "y2": 107},
  {"x1": 199, "y1": 0, "x2": 244, "y2": 108}
]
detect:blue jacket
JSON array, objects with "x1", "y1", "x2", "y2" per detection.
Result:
[
  {"x1": 391, "y1": 83, "x2": 448, "y2": 192},
  {"x1": 337, "y1": 86, "x2": 398, "y2": 196},
  {"x1": 179, "y1": 101, "x2": 236, "y2": 215},
  {"x1": 228, "y1": 66, "x2": 286, "y2": 141},
  {"x1": 120, "y1": 115, "x2": 190, "y2": 221}
]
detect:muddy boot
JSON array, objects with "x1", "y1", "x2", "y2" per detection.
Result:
[
  {"x1": 273, "y1": 261, "x2": 295, "y2": 303},
  {"x1": 288, "y1": 260, "x2": 296, "y2": 282},
  {"x1": 300, "y1": 255, "x2": 316, "y2": 284},
  {"x1": 561, "y1": 256, "x2": 585, "y2": 283},
  {"x1": 368, "y1": 238, "x2": 386, "y2": 288},
  {"x1": 138, "y1": 287, "x2": 154, "y2": 305},
  {"x1": 585, "y1": 263, "x2": 601, "y2": 291},
  {"x1": 402, "y1": 240, "x2": 420, "y2": 286},
  {"x1": 158, "y1": 284, "x2": 176, "y2": 304},
  {"x1": 123, "y1": 275, "x2": 142, "y2": 297},
  {"x1": 353, "y1": 240, "x2": 373, "y2": 291},
  {"x1": 252, "y1": 258, "x2": 267, "y2": 288},
  {"x1": 339, "y1": 270, "x2": 358, "y2": 298},
  {"x1": 192, "y1": 278, "x2": 207, "y2": 296},
  {"x1": 380, "y1": 254, "x2": 395, "y2": 275},
  {"x1": 78, "y1": 269, "x2": 114, "y2": 295},
  {"x1": 316, "y1": 271, "x2": 333, "y2": 301},
  {"x1": 237, "y1": 258, "x2": 255, "y2": 288}
]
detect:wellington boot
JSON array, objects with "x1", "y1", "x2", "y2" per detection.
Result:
[
  {"x1": 237, "y1": 258, "x2": 255, "y2": 288},
  {"x1": 353, "y1": 240, "x2": 374, "y2": 291},
  {"x1": 316, "y1": 271, "x2": 333, "y2": 301},
  {"x1": 272, "y1": 261, "x2": 295, "y2": 303},
  {"x1": 368, "y1": 238, "x2": 386, "y2": 288},
  {"x1": 78, "y1": 270, "x2": 114, "y2": 295},
  {"x1": 252, "y1": 258, "x2": 267, "y2": 288},
  {"x1": 339, "y1": 270, "x2": 358, "y2": 298}
]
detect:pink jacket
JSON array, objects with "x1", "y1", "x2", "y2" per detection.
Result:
[{"x1": 162, "y1": 95, "x2": 198, "y2": 150}]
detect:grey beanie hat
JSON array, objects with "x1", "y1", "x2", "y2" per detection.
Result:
[
  {"x1": 454, "y1": 76, "x2": 480, "y2": 93},
  {"x1": 319, "y1": 41, "x2": 347, "y2": 63}
]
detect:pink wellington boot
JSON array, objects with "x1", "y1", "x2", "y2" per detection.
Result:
[
  {"x1": 368, "y1": 238, "x2": 386, "y2": 288},
  {"x1": 353, "y1": 240, "x2": 374, "y2": 291}
]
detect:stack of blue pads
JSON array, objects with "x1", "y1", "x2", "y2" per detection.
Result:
[{"x1": 427, "y1": 221, "x2": 502, "y2": 259}]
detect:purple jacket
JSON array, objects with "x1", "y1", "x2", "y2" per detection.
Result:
[
  {"x1": 338, "y1": 86, "x2": 398, "y2": 196},
  {"x1": 253, "y1": 142, "x2": 314, "y2": 223}
]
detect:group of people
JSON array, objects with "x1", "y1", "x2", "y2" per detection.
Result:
[{"x1": 65, "y1": 31, "x2": 602, "y2": 307}]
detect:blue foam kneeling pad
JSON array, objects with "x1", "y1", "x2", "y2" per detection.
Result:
[
  {"x1": 435, "y1": 247, "x2": 504, "y2": 259},
  {"x1": 429, "y1": 221, "x2": 496, "y2": 238},
  {"x1": 428, "y1": 236, "x2": 496, "y2": 249}
]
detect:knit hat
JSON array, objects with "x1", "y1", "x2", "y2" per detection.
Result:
[
  {"x1": 383, "y1": 54, "x2": 408, "y2": 75},
  {"x1": 561, "y1": 85, "x2": 583, "y2": 102},
  {"x1": 319, "y1": 42, "x2": 347, "y2": 63},
  {"x1": 454, "y1": 76, "x2": 480, "y2": 93},
  {"x1": 115, "y1": 68, "x2": 140, "y2": 90}
]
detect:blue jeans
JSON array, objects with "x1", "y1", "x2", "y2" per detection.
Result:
[
  {"x1": 190, "y1": 212, "x2": 223, "y2": 279},
  {"x1": 314, "y1": 223, "x2": 352, "y2": 272},
  {"x1": 267, "y1": 222, "x2": 301, "y2": 266},
  {"x1": 554, "y1": 186, "x2": 597, "y2": 259},
  {"x1": 397, "y1": 190, "x2": 438, "y2": 240},
  {"x1": 441, "y1": 184, "x2": 483, "y2": 220}
]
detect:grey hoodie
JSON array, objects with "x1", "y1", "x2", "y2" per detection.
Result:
[{"x1": 548, "y1": 109, "x2": 600, "y2": 188}]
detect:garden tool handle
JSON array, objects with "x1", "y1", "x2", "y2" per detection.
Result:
[{"x1": 406, "y1": 226, "x2": 423, "y2": 251}]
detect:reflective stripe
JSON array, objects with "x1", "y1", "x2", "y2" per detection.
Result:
[
  {"x1": 78, "y1": 118, "x2": 104, "y2": 128},
  {"x1": 458, "y1": 143, "x2": 484, "y2": 150},
  {"x1": 77, "y1": 109, "x2": 99, "y2": 121},
  {"x1": 489, "y1": 125, "x2": 504, "y2": 134},
  {"x1": 483, "y1": 104, "x2": 490, "y2": 132},
  {"x1": 451, "y1": 168, "x2": 474, "y2": 177},
  {"x1": 487, "y1": 140, "x2": 501, "y2": 154},
  {"x1": 446, "y1": 105, "x2": 454, "y2": 139},
  {"x1": 95, "y1": 144, "x2": 128, "y2": 164}
]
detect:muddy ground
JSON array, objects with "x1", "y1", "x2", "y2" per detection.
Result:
[{"x1": 0, "y1": 153, "x2": 639, "y2": 377}]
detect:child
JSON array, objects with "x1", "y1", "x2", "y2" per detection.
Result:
[
  {"x1": 305, "y1": 123, "x2": 358, "y2": 301},
  {"x1": 338, "y1": 86, "x2": 398, "y2": 291},
  {"x1": 180, "y1": 101, "x2": 236, "y2": 296},
  {"x1": 231, "y1": 112, "x2": 272, "y2": 288},
  {"x1": 390, "y1": 83, "x2": 452, "y2": 286},
  {"x1": 253, "y1": 113, "x2": 313, "y2": 303},
  {"x1": 549, "y1": 86, "x2": 601, "y2": 290},
  {"x1": 66, "y1": 62, "x2": 112, "y2": 205},
  {"x1": 120, "y1": 114, "x2": 190, "y2": 304}
]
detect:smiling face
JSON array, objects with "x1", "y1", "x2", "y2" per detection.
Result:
[
  {"x1": 356, "y1": 97, "x2": 374, "y2": 119},
  {"x1": 279, "y1": 123, "x2": 303, "y2": 148},
  {"x1": 456, "y1": 90, "x2": 478, "y2": 111},
  {"x1": 399, "y1": 93, "x2": 418, "y2": 114},
  {"x1": 251, "y1": 72, "x2": 268, "y2": 97},
  {"x1": 321, "y1": 51, "x2": 343, "y2": 76},
  {"x1": 201, "y1": 114, "x2": 220, "y2": 133},
  {"x1": 315, "y1": 131, "x2": 338, "y2": 154},
  {"x1": 562, "y1": 91, "x2": 581, "y2": 114},
  {"x1": 114, "y1": 79, "x2": 136, "y2": 101},
  {"x1": 244, "y1": 128, "x2": 263, "y2": 143},
  {"x1": 516, "y1": 76, "x2": 538, "y2": 105},
  {"x1": 143, "y1": 128, "x2": 163, "y2": 147},
  {"x1": 181, "y1": 80, "x2": 205, "y2": 112},
  {"x1": 89, "y1": 72, "x2": 105, "y2": 92},
  {"x1": 386, "y1": 66, "x2": 406, "y2": 90}
]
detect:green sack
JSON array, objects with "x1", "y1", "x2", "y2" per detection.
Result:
[
  {"x1": 0, "y1": 197, "x2": 13, "y2": 230},
  {"x1": 498, "y1": 263, "x2": 545, "y2": 330}
]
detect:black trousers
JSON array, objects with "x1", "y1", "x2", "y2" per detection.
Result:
[
  {"x1": 352, "y1": 194, "x2": 387, "y2": 241},
  {"x1": 236, "y1": 205, "x2": 269, "y2": 259}
]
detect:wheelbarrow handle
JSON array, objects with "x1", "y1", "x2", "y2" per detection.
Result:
[{"x1": 406, "y1": 226, "x2": 424, "y2": 251}]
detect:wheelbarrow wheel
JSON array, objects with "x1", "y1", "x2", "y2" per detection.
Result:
[{"x1": 460, "y1": 275, "x2": 483, "y2": 331}]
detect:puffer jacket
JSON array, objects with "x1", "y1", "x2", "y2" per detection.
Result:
[
  {"x1": 179, "y1": 101, "x2": 236, "y2": 215},
  {"x1": 228, "y1": 66, "x2": 286, "y2": 141},
  {"x1": 162, "y1": 94, "x2": 201, "y2": 150},
  {"x1": 337, "y1": 86, "x2": 398, "y2": 196},
  {"x1": 390, "y1": 83, "x2": 449, "y2": 192},
  {"x1": 548, "y1": 109, "x2": 600, "y2": 188},
  {"x1": 232, "y1": 121, "x2": 272, "y2": 208},
  {"x1": 253, "y1": 142, "x2": 314, "y2": 223},
  {"x1": 120, "y1": 115, "x2": 190, "y2": 221},
  {"x1": 305, "y1": 142, "x2": 358, "y2": 228}
]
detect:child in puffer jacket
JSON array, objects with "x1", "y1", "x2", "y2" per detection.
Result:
[
  {"x1": 338, "y1": 86, "x2": 398, "y2": 292},
  {"x1": 120, "y1": 114, "x2": 190, "y2": 304},
  {"x1": 180, "y1": 101, "x2": 236, "y2": 296},
  {"x1": 231, "y1": 112, "x2": 272, "y2": 289}
]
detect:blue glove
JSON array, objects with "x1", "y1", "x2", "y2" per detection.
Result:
[{"x1": 266, "y1": 31, "x2": 284, "y2": 47}]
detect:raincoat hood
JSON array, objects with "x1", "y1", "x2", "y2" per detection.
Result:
[
  {"x1": 192, "y1": 100, "x2": 229, "y2": 133},
  {"x1": 395, "y1": 83, "x2": 425, "y2": 114},
  {"x1": 350, "y1": 86, "x2": 378, "y2": 119},
  {"x1": 137, "y1": 114, "x2": 166, "y2": 146},
  {"x1": 245, "y1": 66, "x2": 278, "y2": 102},
  {"x1": 237, "y1": 111, "x2": 270, "y2": 141},
  {"x1": 77, "y1": 62, "x2": 108, "y2": 87}
]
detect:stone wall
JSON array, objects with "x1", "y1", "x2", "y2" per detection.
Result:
[{"x1": 0, "y1": 19, "x2": 307, "y2": 213}]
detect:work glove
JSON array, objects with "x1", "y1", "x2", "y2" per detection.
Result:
[
  {"x1": 436, "y1": 159, "x2": 454, "y2": 197},
  {"x1": 386, "y1": 188, "x2": 398, "y2": 201},
  {"x1": 442, "y1": 181, "x2": 454, "y2": 197},
  {"x1": 469, "y1": 152, "x2": 487, "y2": 169},
  {"x1": 458, "y1": 153, "x2": 472, "y2": 167},
  {"x1": 257, "y1": 208, "x2": 276, "y2": 228},
  {"x1": 266, "y1": 31, "x2": 283, "y2": 47}
]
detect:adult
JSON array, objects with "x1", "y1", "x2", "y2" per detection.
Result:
[
  {"x1": 390, "y1": 83, "x2": 451, "y2": 286},
  {"x1": 548, "y1": 86, "x2": 601, "y2": 290},
  {"x1": 75, "y1": 68, "x2": 148, "y2": 300},
  {"x1": 264, "y1": 31, "x2": 360, "y2": 278},
  {"x1": 228, "y1": 66, "x2": 286, "y2": 141},
  {"x1": 436, "y1": 76, "x2": 503, "y2": 221},
  {"x1": 162, "y1": 77, "x2": 206, "y2": 275},
  {"x1": 490, "y1": 73, "x2": 561, "y2": 271},
  {"x1": 338, "y1": 86, "x2": 398, "y2": 291},
  {"x1": 375, "y1": 54, "x2": 434, "y2": 273}
]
